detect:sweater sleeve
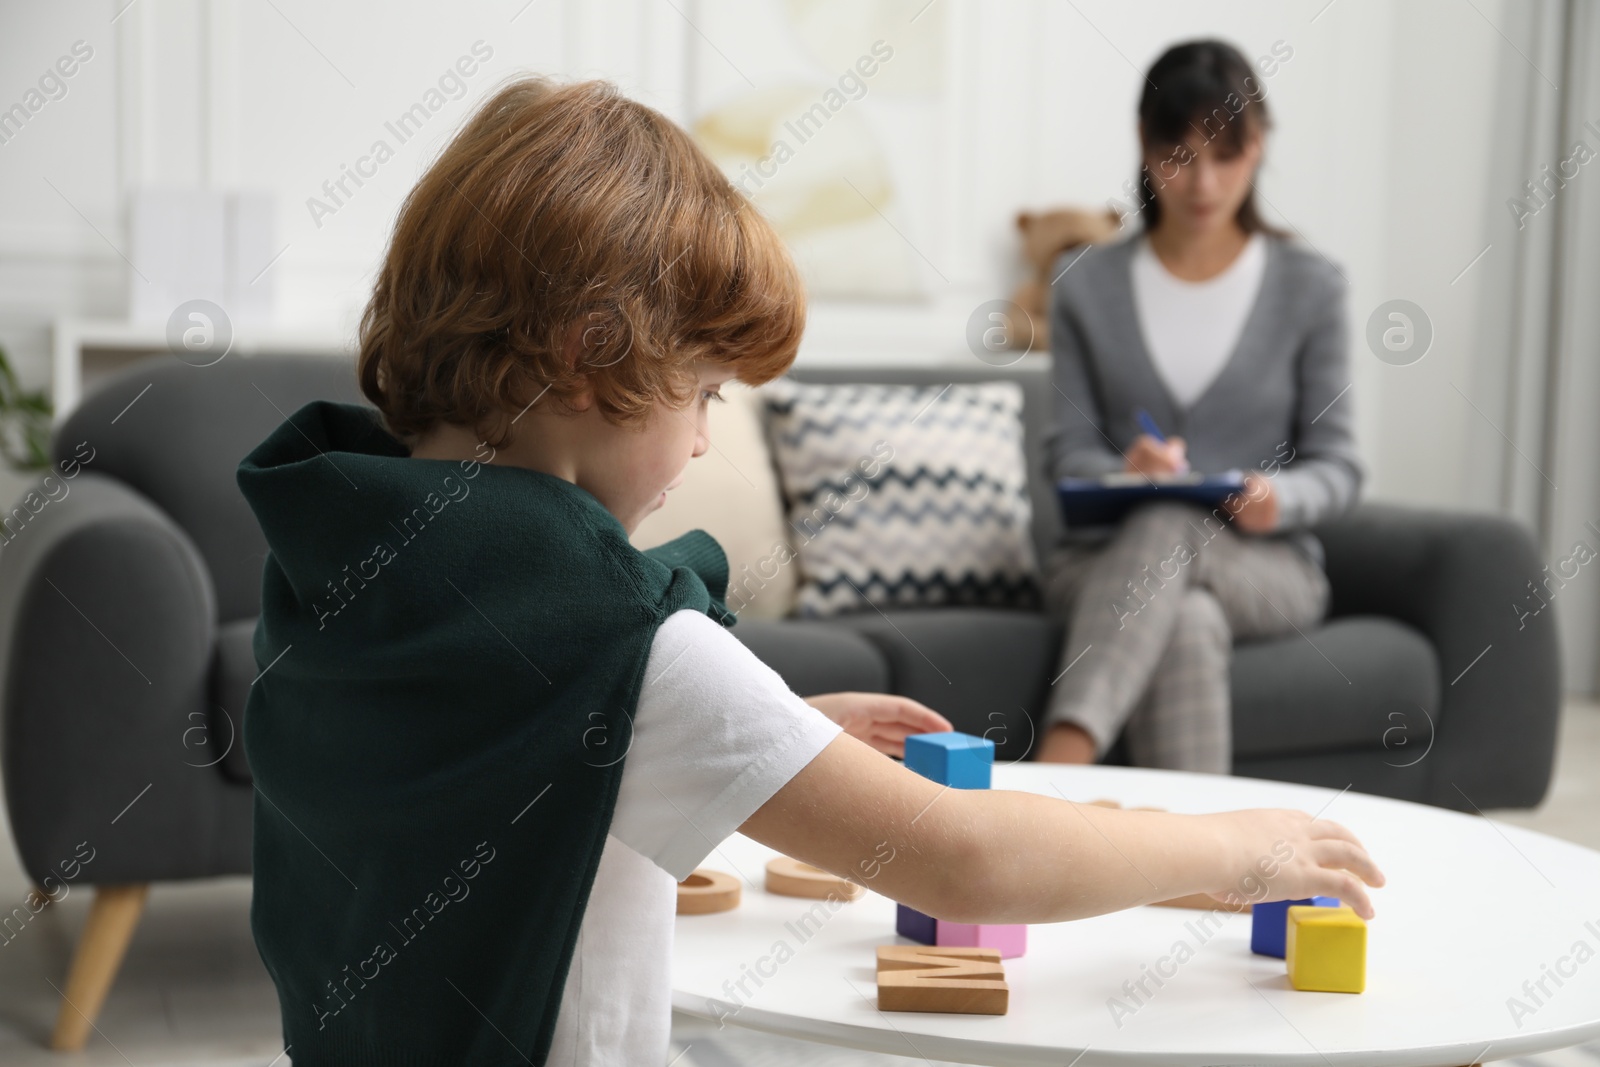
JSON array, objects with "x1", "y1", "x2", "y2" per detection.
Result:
[
  {"x1": 1271, "y1": 266, "x2": 1365, "y2": 531},
  {"x1": 1041, "y1": 253, "x2": 1127, "y2": 484},
  {"x1": 639, "y1": 528, "x2": 737, "y2": 627}
]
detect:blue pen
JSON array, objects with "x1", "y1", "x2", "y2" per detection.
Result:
[{"x1": 1133, "y1": 408, "x2": 1189, "y2": 474}]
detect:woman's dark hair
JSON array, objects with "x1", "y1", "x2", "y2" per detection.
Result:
[{"x1": 1135, "y1": 39, "x2": 1289, "y2": 237}]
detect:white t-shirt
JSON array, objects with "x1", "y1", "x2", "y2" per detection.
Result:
[
  {"x1": 1131, "y1": 231, "x2": 1267, "y2": 409},
  {"x1": 544, "y1": 608, "x2": 845, "y2": 1066}
]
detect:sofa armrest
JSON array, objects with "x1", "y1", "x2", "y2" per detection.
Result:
[
  {"x1": 0, "y1": 472, "x2": 251, "y2": 885},
  {"x1": 1312, "y1": 503, "x2": 1560, "y2": 810}
]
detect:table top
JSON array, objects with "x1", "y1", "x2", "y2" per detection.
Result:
[{"x1": 672, "y1": 763, "x2": 1600, "y2": 1067}]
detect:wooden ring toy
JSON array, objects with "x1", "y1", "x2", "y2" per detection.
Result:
[
  {"x1": 676, "y1": 868, "x2": 740, "y2": 914},
  {"x1": 765, "y1": 856, "x2": 865, "y2": 901}
]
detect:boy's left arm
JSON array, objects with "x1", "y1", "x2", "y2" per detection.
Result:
[{"x1": 801, "y1": 693, "x2": 951, "y2": 758}]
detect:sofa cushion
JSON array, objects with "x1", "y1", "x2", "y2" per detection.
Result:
[
  {"x1": 831, "y1": 607, "x2": 1060, "y2": 765},
  {"x1": 762, "y1": 378, "x2": 1041, "y2": 617},
  {"x1": 209, "y1": 617, "x2": 257, "y2": 784},
  {"x1": 730, "y1": 618, "x2": 891, "y2": 697},
  {"x1": 1231, "y1": 616, "x2": 1439, "y2": 761}
]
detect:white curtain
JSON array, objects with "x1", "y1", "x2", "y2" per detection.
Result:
[{"x1": 1473, "y1": 0, "x2": 1600, "y2": 693}]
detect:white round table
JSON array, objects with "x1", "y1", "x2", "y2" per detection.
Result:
[{"x1": 672, "y1": 763, "x2": 1600, "y2": 1067}]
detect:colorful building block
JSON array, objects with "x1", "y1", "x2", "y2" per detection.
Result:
[
  {"x1": 904, "y1": 732, "x2": 994, "y2": 789},
  {"x1": 1251, "y1": 896, "x2": 1340, "y2": 958},
  {"x1": 896, "y1": 903, "x2": 1026, "y2": 959},
  {"x1": 896, "y1": 733, "x2": 1022, "y2": 956},
  {"x1": 896, "y1": 903, "x2": 936, "y2": 943},
  {"x1": 936, "y1": 920, "x2": 1027, "y2": 959},
  {"x1": 1285, "y1": 904, "x2": 1366, "y2": 993}
]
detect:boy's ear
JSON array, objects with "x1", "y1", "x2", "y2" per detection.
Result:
[{"x1": 560, "y1": 317, "x2": 596, "y2": 412}]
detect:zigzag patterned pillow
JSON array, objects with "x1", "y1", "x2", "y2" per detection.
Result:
[{"x1": 761, "y1": 379, "x2": 1040, "y2": 617}]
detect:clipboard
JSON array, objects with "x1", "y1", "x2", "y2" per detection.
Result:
[{"x1": 1056, "y1": 470, "x2": 1248, "y2": 528}]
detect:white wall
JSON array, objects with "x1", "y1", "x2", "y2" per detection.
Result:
[{"x1": 0, "y1": 1, "x2": 1522, "y2": 519}]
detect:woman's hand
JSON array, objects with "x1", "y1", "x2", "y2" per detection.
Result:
[
  {"x1": 802, "y1": 692, "x2": 953, "y2": 758},
  {"x1": 1205, "y1": 807, "x2": 1386, "y2": 920},
  {"x1": 1124, "y1": 433, "x2": 1189, "y2": 478},
  {"x1": 1224, "y1": 472, "x2": 1279, "y2": 533}
]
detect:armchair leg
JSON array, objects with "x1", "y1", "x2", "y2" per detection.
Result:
[{"x1": 49, "y1": 884, "x2": 148, "y2": 1052}]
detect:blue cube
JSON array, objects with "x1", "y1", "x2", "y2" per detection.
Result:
[
  {"x1": 904, "y1": 732, "x2": 994, "y2": 789},
  {"x1": 1251, "y1": 895, "x2": 1340, "y2": 958},
  {"x1": 896, "y1": 902, "x2": 937, "y2": 944}
]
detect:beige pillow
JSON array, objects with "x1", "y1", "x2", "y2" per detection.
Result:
[{"x1": 629, "y1": 379, "x2": 798, "y2": 619}]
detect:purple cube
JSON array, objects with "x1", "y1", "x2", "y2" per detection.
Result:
[{"x1": 896, "y1": 902, "x2": 937, "y2": 944}]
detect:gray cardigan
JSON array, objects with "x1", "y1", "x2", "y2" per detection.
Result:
[{"x1": 1040, "y1": 231, "x2": 1363, "y2": 565}]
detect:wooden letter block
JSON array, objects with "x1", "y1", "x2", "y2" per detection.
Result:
[
  {"x1": 766, "y1": 856, "x2": 864, "y2": 901},
  {"x1": 875, "y1": 945, "x2": 1008, "y2": 1014},
  {"x1": 1285, "y1": 904, "x2": 1366, "y2": 993},
  {"x1": 676, "y1": 868, "x2": 740, "y2": 915},
  {"x1": 904, "y1": 732, "x2": 994, "y2": 789}
]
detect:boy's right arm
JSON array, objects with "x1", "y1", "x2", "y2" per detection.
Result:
[{"x1": 738, "y1": 732, "x2": 1386, "y2": 924}]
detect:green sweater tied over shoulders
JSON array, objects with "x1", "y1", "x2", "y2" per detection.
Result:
[{"x1": 235, "y1": 399, "x2": 735, "y2": 1065}]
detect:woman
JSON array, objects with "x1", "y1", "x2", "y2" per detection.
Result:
[{"x1": 1035, "y1": 39, "x2": 1361, "y2": 772}]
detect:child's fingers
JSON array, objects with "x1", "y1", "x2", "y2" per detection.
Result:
[
  {"x1": 1322, "y1": 872, "x2": 1375, "y2": 920},
  {"x1": 876, "y1": 697, "x2": 952, "y2": 733},
  {"x1": 1305, "y1": 815, "x2": 1362, "y2": 844},
  {"x1": 1311, "y1": 838, "x2": 1386, "y2": 888}
]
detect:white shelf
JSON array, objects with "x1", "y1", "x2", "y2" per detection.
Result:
[{"x1": 51, "y1": 318, "x2": 356, "y2": 422}]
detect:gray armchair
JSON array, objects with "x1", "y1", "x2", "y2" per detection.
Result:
[{"x1": 0, "y1": 353, "x2": 364, "y2": 1049}]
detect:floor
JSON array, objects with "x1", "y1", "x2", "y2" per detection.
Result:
[{"x1": 0, "y1": 702, "x2": 1594, "y2": 1067}]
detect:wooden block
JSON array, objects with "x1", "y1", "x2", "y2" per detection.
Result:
[
  {"x1": 877, "y1": 945, "x2": 1003, "y2": 973},
  {"x1": 1251, "y1": 896, "x2": 1340, "y2": 957},
  {"x1": 1084, "y1": 799, "x2": 1167, "y2": 812},
  {"x1": 676, "y1": 868, "x2": 740, "y2": 915},
  {"x1": 896, "y1": 902, "x2": 937, "y2": 943},
  {"x1": 875, "y1": 945, "x2": 1008, "y2": 1014},
  {"x1": 905, "y1": 732, "x2": 994, "y2": 789},
  {"x1": 765, "y1": 856, "x2": 864, "y2": 901},
  {"x1": 1151, "y1": 891, "x2": 1251, "y2": 913},
  {"x1": 1285, "y1": 904, "x2": 1366, "y2": 993},
  {"x1": 935, "y1": 920, "x2": 1027, "y2": 958}
]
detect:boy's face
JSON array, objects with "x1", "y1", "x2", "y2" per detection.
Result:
[{"x1": 589, "y1": 360, "x2": 737, "y2": 536}]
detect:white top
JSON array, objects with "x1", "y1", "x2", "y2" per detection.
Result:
[
  {"x1": 1131, "y1": 231, "x2": 1267, "y2": 409},
  {"x1": 544, "y1": 608, "x2": 844, "y2": 1066}
]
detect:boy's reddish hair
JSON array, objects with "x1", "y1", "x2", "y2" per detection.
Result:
[{"x1": 358, "y1": 76, "x2": 806, "y2": 448}]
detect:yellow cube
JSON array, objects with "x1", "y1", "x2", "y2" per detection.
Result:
[{"x1": 1285, "y1": 904, "x2": 1366, "y2": 993}]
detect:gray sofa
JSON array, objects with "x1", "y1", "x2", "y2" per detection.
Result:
[
  {"x1": 737, "y1": 364, "x2": 1560, "y2": 813},
  {"x1": 0, "y1": 353, "x2": 1560, "y2": 1046}
]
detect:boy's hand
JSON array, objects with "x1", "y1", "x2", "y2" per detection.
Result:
[
  {"x1": 1207, "y1": 808, "x2": 1387, "y2": 919},
  {"x1": 802, "y1": 692, "x2": 953, "y2": 758}
]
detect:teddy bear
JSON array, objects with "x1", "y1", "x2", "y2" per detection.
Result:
[{"x1": 1009, "y1": 206, "x2": 1124, "y2": 351}]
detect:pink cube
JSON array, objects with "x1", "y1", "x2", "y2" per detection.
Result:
[{"x1": 935, "y1": 921, "x2": 1027, "y2": 959}]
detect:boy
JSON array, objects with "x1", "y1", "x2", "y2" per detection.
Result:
[{"x1": 237, "y1": 76, "x2": 1383, "y2": 1065}]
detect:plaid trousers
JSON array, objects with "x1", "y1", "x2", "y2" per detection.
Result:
[{"x1": 1039, "y1": 502, "x2": 1330, "y2": 774}]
